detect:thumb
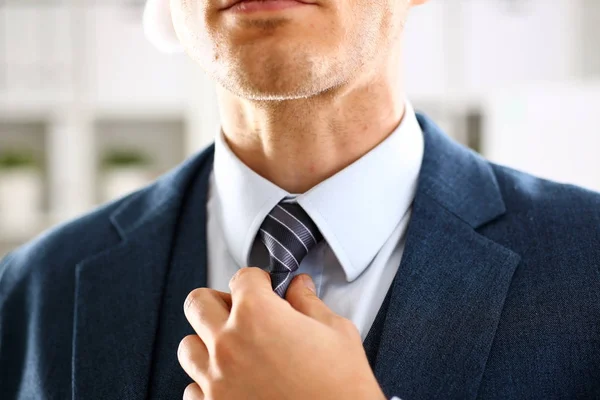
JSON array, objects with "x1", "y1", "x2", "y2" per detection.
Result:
[{"x1": 286, "y1": 274, "x2": 336, "y2": 324}]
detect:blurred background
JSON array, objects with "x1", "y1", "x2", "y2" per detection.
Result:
[{"x1": 0, "y1": 0, "x2": 599, "y2": 257}]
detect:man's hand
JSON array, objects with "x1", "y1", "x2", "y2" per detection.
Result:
[{"x1": 178, "y1": 267, "x2": 386, "y2": 400}]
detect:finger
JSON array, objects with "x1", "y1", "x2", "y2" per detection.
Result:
[
  {"x1": 229, "y1": 267, "x2": 274, "y2": 300},
  {"x1": 184, "y1": 288, "x2": 230, "y2": 348},
  {"x1": 286, "y1": 274, "x2": 337, "y2": 325},
  {"x1": 183, "y1": 383, "x2": 204, "y2": 400},
  {"x1": 216, "y1": 290, "x2": 233, "y2": 310},
  {"x1": 178, "y1": 334, "x2": 209, "y2": 385}
]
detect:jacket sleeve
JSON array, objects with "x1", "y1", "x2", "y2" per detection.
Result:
[
  {"x1": 0, "y1": 244, "x2": 76, "y2": 400},
  {"x1": 0, "y1": 250, "x2": 26, "y2": 398}
]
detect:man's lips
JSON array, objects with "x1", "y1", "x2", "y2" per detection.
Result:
[{"x1": 220, "y1": 0, "x2": 316, "y2": 11}]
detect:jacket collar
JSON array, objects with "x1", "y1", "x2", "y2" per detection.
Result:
[{"x1": 416, "y1": 114, "x2": 506, "y2": 228}]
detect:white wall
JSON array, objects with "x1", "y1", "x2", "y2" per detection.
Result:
[
  {"x1": 484, "y1": 82, "x2": 600, "y2": 192},
  {"x1": 462, "y1": 0, "x2": 577, "y2": 93},
  {"x1": 404, "y1": 1, "x2": 448, "y2": 98},
  {"x1": 579, "y1": 0, "x2": 600, "y2": 79},
  {"x1": 404, "y1": 0, "x2": 580, "y2": 99},
  {"x1": 86, "y1": 5, "x2": 188, "y2": 110}
]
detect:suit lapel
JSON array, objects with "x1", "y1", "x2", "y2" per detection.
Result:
[
  {"x1": 144, "y1": 155, "x2": 214, "y2": 398},
  {"x1": 370, "y1": 116, "x2": 521, "y2": 399},
  {"x1": 373, "y1": 194, "x2": 520, "y2": 399},
  {"x1": 72, "y1": 147, "x2": 214, "y2": 400}
]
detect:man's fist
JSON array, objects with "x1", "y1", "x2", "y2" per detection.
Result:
[{"x1": 177, "y1": 267, "x2": 386, "y2": 400}]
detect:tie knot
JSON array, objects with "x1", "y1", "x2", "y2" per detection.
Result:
[{"x1": 258, "y1": 202, "x2": 323, "y2": 296}]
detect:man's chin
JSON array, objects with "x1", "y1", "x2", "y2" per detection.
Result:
[
  {"x1": 235, "y1": 89, "x2": 316, "y2": 102},
  {"x1": 218, "y1": 75, "x2": 320, "y2": 101}
]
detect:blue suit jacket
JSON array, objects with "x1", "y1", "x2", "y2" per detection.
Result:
[{"x1": 1, "y1": 115, "x2": 599, "y2": 400}]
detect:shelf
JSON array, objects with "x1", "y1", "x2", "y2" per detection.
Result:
[
  {"x1": 0, "y1": 119, "x2": 50, "y2": 212},
  {"x1": 94, "y1": 117, "x2": 186, "y2": 204}
]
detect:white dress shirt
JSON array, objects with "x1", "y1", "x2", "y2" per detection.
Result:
[{"x1": 206, "y1": 101, "x2": 424, "y2": 341}]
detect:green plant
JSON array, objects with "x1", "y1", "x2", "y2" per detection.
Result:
[
  {"x1": 101, "y1": 149, "x2": 152, "y2": 170},
  {"x1": 0, "y1": 150, "x2": 38, "y2": 171}
]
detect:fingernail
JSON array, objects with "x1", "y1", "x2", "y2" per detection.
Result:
[{"x1": 303, "y1": 275, "x2": 316, "y2": 294}]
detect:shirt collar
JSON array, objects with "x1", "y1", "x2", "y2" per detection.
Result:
[{"x1": 213, "y1": 101, "x2": 424, "y2": 281}]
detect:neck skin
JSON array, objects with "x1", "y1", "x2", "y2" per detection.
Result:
[{"x1": 216, "y1": 46, "x2": 405, "y2": 194}]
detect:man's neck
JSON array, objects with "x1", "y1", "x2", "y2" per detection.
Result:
[{"x1": 215, "y1": 70, "x2": 405, "y2": 194}]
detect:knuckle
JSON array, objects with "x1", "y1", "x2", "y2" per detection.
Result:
[
  {"x1": 178, "y1": 335, "x2": 208, "y2": 385},
  {"x1": 177, "y1": 335, "x2": 197, "y2": 362},
  {"x1": 230, "y1": 267, "x2": 268, "y2": 287},
  {"x1": 184, "y1": 288, "x2": 203, "y2": 311},
  {"x1": 183, "y1": 383, "x2": 201, "y2": 400},
  {"x1": 230, "y1": 267, "x2": 250, "y2": 284},
  {"x1": 184, "y1": 288, "x2": 216, "y2": 313}
]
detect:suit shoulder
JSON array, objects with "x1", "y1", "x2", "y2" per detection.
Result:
[
  {"x1": 489, "y1": 163, "x2": 600, "y2": 264},
  {"x1": 0, "y1": 146, "x2": 213, "y2": 299},
  {"x1": 0, "y1": 194, "x2": 129, "y2": 299},
  {"x1": 491, "y1": 163, "x2": 600, "y2": 222}
]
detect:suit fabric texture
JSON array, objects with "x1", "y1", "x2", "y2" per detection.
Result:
[{"x1": 1, "y1": 114, "x2": 599, "y2": 400}]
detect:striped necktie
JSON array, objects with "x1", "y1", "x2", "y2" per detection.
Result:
[{"x1": 257, "y1": 201, "x2": 323, "y2": 297}]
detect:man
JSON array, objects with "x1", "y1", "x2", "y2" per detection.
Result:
[{"x1": 1, "y1": 0, "x2": 599, "y2": 398}]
